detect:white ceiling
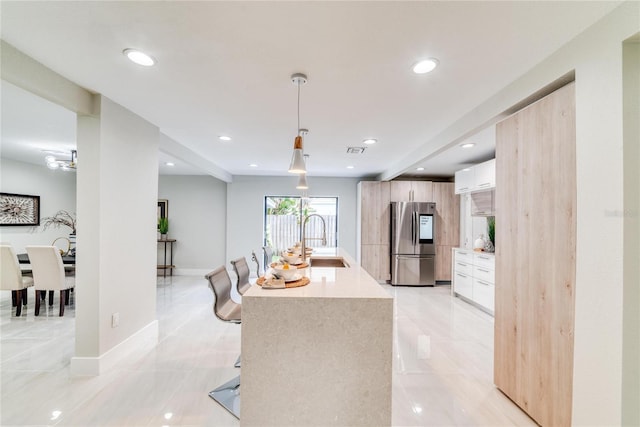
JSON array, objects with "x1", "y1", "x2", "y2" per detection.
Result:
[{"x1": 0, "y1": 1, "x2": 621, "y2": 180}]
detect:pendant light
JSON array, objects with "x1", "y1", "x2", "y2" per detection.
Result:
[
  {"x1": 288, "y1": 73, "x2": 307, "y2": 174},
  {"x1": 296, "y1": 155, "x2": 309, "y2": 189}
]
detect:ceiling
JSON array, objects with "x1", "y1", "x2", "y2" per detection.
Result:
[{"x1": 0, "y1": 1, "x2": 620, "y2": 180}]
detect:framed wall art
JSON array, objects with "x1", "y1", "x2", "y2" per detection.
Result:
[
  {"x1": 0, "y1": 192, "x2": 40, "y2": 226},
  {"x1": 157, "y1": 199, "x2": 168, "y2": 228}
]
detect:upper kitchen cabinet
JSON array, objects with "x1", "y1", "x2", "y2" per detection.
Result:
[
  {"x1": 454, "y1": 158, "x2": 496, "y2": 194},
  {"x1": 454, "y1": 168, "x2": 474, "y2": 194},
  {"x1": 473, "y1": 159, "x2": 496, "y2": 191},
  {"x1": 390, "y1": 180, "x2": 433, "y2": 202}
]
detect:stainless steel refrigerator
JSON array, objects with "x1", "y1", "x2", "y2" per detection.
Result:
[{"x1": 390, "y1": 202, "x2": 436, "y2": 286}]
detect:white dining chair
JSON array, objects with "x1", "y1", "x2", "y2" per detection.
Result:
[
  {"x1": 1, "y1": 245, "x2": 34, "y2": 316},
  {"x1": 26, "y1": 245, "x2": 75, "y2": 316}
]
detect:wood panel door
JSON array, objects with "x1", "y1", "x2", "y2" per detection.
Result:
[
  {"x1": 494, "y1": 82, "x2": 576, "y2": 427},
  {"x1": 359, "y1": 182, "x2": 390, "y2": 245},
  {"x1": 433, "y1": 182, "x2": 460, "y2": 247}
]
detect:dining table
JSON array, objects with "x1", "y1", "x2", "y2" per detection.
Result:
[{"x1": 17, "y1": 253, "x2": 76, "y2": 265}]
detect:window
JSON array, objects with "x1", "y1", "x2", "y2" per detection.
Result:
[{"x1": 264, "y1": 196, "x2": 338, "y2": 258}]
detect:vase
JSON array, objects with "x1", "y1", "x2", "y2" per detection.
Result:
[
  {"x1": 473, "y1": 235, "x2": 486, "y2": 251},
  {"x1": 161, "y1": 233, "x2": 167, "y2": 240},
  {"x1": 484, "y1": 240, "x2": 495, "y2": 253}
]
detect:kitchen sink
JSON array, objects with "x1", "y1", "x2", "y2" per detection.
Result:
[{"x1": 309, "y1": 256, "x2": 349, "y2": 268}]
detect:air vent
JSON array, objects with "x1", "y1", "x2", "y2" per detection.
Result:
[{"x1": 346, "y1": 147, "x2": 366, "y2": 154}]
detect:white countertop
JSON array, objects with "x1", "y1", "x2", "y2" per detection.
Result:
[
  {"x1": 453, "y1": 247, "x2": 496, "y2": 257},
  {"x1": 244, "y1": 247, "x2": 392, "y2": 299}
]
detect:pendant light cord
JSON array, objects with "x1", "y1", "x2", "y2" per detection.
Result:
[{"x1": 297, "y1": 81, "x2": 300, "y2": 134}]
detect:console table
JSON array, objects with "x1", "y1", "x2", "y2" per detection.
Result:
[{"x1": 157, "y1": 239, "x2": 176, "y2": 277}]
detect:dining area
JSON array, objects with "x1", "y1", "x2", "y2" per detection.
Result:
[{"x1": 1, "y1": 244, "x2": 76, "y2": 317}]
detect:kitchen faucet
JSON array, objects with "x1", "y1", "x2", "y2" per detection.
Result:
[{"x1": 301, "y1": 214, "x2": 327, "y2": 262}]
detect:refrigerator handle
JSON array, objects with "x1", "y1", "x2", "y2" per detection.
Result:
[
  {"x1": 410, "y1": 211, "x2": 415, "y2": 246},
  {"x1": 413, "y1": 211, "x2": 417, "y2": 246}
]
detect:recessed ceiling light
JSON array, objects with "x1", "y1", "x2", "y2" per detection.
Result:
[
  {"x1": 462, "y1": 168, "x2": 471, "y2": 172},
  {"x1": 363, "y1": 139, "x2": 377, "y2": 145},
  {"x1": 416, "y1": 167, "x2": 425, "y2": 171},
  {"x1": 461, "y1": 143, "x2": 475, "y2": 148},
  {"x1": 346, "y1": 165, "x2": 355, "y2": 169},
  {"x1": 123, "y1": 48, "x2": 155, "y2": 67},
  {"x1": 165, "y1": 162, "x2": 175, "y2": 167},
  {"x1": 249, "y1": 163, "x2": 258, "y2": 167},
  {"x1": 412, "y1": 58, "x2": 439, "y2": 74},
  {"x1": 219, "y1": 136, "x2": 232, "y2": 141}
]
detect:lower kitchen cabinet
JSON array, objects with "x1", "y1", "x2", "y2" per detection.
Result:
[
  {"x1": 451, "y1": 248, "x2": 494, "y2": 315},
  {"x1": 361, "y1": 244, "x2": 390, "y2": 282}
]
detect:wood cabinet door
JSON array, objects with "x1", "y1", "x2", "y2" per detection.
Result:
[
  {"x1": 412, "y1": 181, "x2": 433, "y2": 202},
  {"x1": 389, "y1": 181, "x2": 412, "y2": 202},
  {"x1": 435, "y1": 245, "x2": 453, "y2": 281},
  {"x1": 360, "y1": 182, "x2": 390, "y2": 245},
  {"x1": 361, "y1": 244, "x2": 390, "y2": 282},
  {"x1": 494, "y1": 82, "x2": 576, "y2": 427},
  {"x1": 433, "y1": 182, "x2": 460, "y2": 247}
]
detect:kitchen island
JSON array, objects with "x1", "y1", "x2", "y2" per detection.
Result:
[{"x1": 240, "y1": 248, "x2": 393, "y2": 426}]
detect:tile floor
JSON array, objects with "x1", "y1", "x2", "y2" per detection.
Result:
[{"x1": 0, "y1": 276, "x2": 535, "y2": 426}]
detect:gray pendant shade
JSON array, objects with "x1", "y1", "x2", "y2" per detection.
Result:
[
  {"x1": 288, "y1": 136, "x2": 307, "y2": 174},
  {"x1": 296, "y1": 172, "x2": 308, "y2": 189}
]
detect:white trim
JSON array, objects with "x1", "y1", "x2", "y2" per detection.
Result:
[
  {"x1": 70, "y1": 320, "x2": 158, "y2": 376},
  {"x1": 172, "y1": 268, "x2": 211, "y2": 276}
]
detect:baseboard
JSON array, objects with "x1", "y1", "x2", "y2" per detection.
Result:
[
  {"x1": 171, "y1": 268, "x2": 211, "y2": 276},
  {"x1": 70, "y1": 320, "x2": 159, "y2": 376}
]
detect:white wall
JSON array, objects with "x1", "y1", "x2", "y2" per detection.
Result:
[
  {"x1": 158, "y1": 175, "x2": 227, "y2": 274},
  {"x1": 0, "y1": 158, "x2": 76, "y2": 252},
  {"x1": 226, "y1": 175, "x2": 359, "y2": 267},
  {"x1": 622, "y1": 38, "x2": 640, "y2": 427},
  {"x1": 74, "y1": 96, "x2": 159, "y2": 372}
]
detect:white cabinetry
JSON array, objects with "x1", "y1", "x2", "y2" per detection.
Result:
[
  {"x1": 454, "y1": 159, "x2": 496, "y2": 194},
  {"x1": 472, "y1": 159, "x2": 496, "y2": 191},
  {"x1": 454, "y1": 169, "x2": 474, "y2": 194},
  {"x1": 452, "y1": 248, "x2": 495, "y2": 314}
]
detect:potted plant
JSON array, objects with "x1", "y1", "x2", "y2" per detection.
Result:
[
  {"x1": 39, "y1": 210, "x2": 77, "y2": 235},
  {"x1": 158, "y1": 217, "x2": 169, "y2": 240},
  {"x1": 486, "y1": 216, "x2": 495, "y2": 252}
]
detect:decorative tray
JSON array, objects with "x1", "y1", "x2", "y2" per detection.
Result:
[
  {"x1": 271, "y1": 261, "x2": 309, "y2": 269},
  {"x1": 256, "y1": 276, "x2": 310, "y2": 289}
]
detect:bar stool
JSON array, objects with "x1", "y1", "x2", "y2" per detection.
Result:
[
  {"x1": 250, "y1": 250, "x2": 261, "y2": 278},
  {"x1": 205, "y1": 265, "x2": 241, "y2": 419},
  {"x1": 230, "y1": 257, "x2": 252, "y2": 296},
  {"x1": 262, "y1": 246, "x2": 274, "y2": 271}
]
